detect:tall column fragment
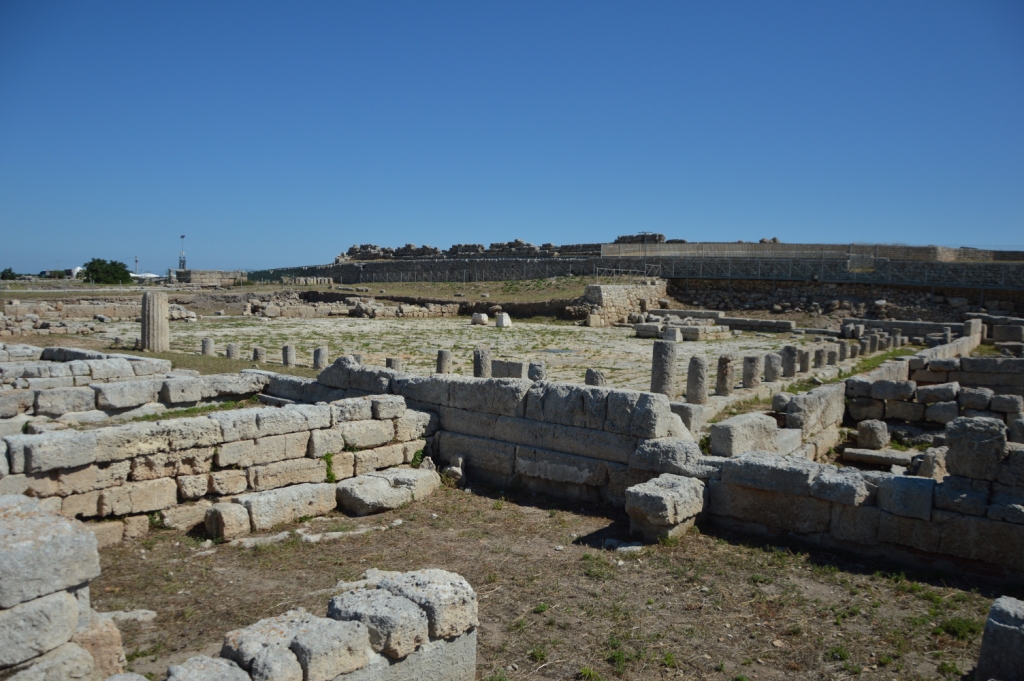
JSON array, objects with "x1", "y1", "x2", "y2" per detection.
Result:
[
  {"x1": 687, "y1": 356, "x2": 708, "y2": 405},
  {"x1": 651, "y1": 340, "x2": 677, "y2": 397},
  {"x1": 715, "y1": 354, "x2": 735, "y2": 396},
  {"x1": 141, "y1": 291, "x2": 170, "y2": 352}
]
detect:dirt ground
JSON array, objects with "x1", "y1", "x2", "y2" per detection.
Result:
[{"x1": 94, "y1": 482, "x2": 1008, "y2": 681}]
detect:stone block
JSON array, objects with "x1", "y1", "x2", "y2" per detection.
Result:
[
  {"x1": 915, "y1": 381, "x2": 959, "y2": 404},
  {"x1": 628, "y1": 438, "x2": 712, "y2": 477},
  {"x1": 845, "y1": 376, "x2": 872, "y2": 398},
  {"x1": 975, "y1": 596, "x2": 1024, "y2": 681},
  {"x1": 160, "y1": 500, "x2": 212, "y2": 531},
  {"x1": 371, "y1": 395, "x2": 406, "y2": 420},
  {"x1": 290, "y1": 618, "x2": 370, "y2": 681},
  {"x1": 625, "y1": 474, "x2": 705, "y2": 528},
  {"x1": 167, "y1": 656, "x2": 250, "y2": 681},
  {"x1": 492, "y1": 415, "x2": 636, "y2": 464},
  {"x1": 720, "y1": 451, "x2": 821, "y2": 496},
  {"x1": 210, "y1": 409, "x2": 261, "y2": 442},
  {"x1": 848, "y1": 397, "x2": 884, "y2": 421},
  {"x1": 177, "y1": 474, "x2": 209, "y2": 500},
  {"x1": 0, "y1": 499, "x2": 100, "y2": 608},
  {"x1": 327, "y1": 589, "x2": 429, "y2": 659},
  {"x1": 161, "y1": 377, "x2": 204, "y2": 404},
  {"x1": 56, "y1": 461, "x2": 131, "y2": 496},
  {"x1": 857, "y1": 420, "x2": 889, "y2": 449},
  {"x1": 934, "y1": 510, "x2": 1024, "y2": 569},
  {"x1": 876, "y1": 475, "x2": 933, "y2": 520},
  {"x1": 883, "y1": 399, "x2": 925, "y2": 422},
  {"x1": 786, "y1": 383, "x2": 846, "y2": 434},
  {"x1": 93, "y1": 422, "x2": 167, "y2": 464},
  {"x1": 999, "y1": 444, "x2": 1024, "y2": 487},
  {"x1": 810, "y1": 466, "x2": 870, "y2": 506},
  {"x1": 449, "y1": 377, "x2": 531, "y2": 417},
  {"x1": 945, "y1": 416, "x2": 1007, "y2": 481},
  {"x1": 925, "y1": 400, "x2": 960, "y2": 424},
  {"x1": 710, "y1": 413, "x2": 779, "y2": 457},
  {"x1": 33, "y1": 387, "x2": 96, "y2": 417},
  {"x1": 877, "y1": 511, "x2": 941, "y2": 552},
  {"x1": 332, "y1": 397, "x2": 374, "y2": 423},
  {"x1": 99, "y1": 478, "x2": 178, "y2": 517},
  {"x1": 829, "y1": 504, "x2": 880, "y2": 545},
  {"x1": 0, "y1": 642, "x2": 95, "y2": 681},
  {"x1": 130, "y1": 448, "x2": 213, "y2": 481},
  {"x1": 205, "y1": 503, "x2": 251, "y2": 540},
  {"x1": 336, "y1": 475, "x2": 412, "y2": 515},
  {"x1": 393, "y1": 410, "x2": 437, "y2": 442},
  {"x1": 933, "y1": 475, "x2": 990, "y2": 517},
  {"x1": 339, "y1": 420, "x2": 395, "y2": 450},
  {"x1": 378, "y1": 569, "x2": 478, "y2": 639},
  {"x1": 515, "y1": 446, "x2": 609, "y2": 486},
  {"x1": 251, "y1": 646, "x2": 303, "y2": 681},
  {"x1": 234, "y1": 483, "x2": 337, "y2": 530},
  {"x1": 992, "y1": 394, "x2": 1024, "y2": 414},
  {"x1": 869, "y1": 380, "x2": 916, "y2": 401},
  {"x1": 160, "y1": 417, "x2": 222, "y2": 451},
  {"x1": 988, "y1": 484, "x2": 1024, "y2": 525},
  {"x1": 0, "y1": 590, "x2": 79, "y2": 667},
  {"x1": 221, "y1": 609, "x2": 320, "y2": 669},
  {"x1": 435, "y1": 432, "x2": 516, "y2": 477},
  {"x1": 248, "y1": 458, "x2": 328, "y2": 491},
  {"x1": 18, "y1": 430, "x2": 98, "y2": 474},
  {"x1": 960, "y1": 386, "x2": 995, "y2": 409},
  {"x1": 708, "y1": 480, "x2": 831, "y2": 534},
  {"x1": 91, "y1": 379, "x2": 163, "y2": 410},
  {"x1": 123, "y1": 514, "x2": 149, "y2": 539},
  {"x1": 842, "y1": 448, "x2": 913, "y2": 467},
  {"x1": 209, "y1": 469, "x2": 248, "y2": 496},
  {"x1": 256, "y1": 407, "x2": 311, "y2": 437}
]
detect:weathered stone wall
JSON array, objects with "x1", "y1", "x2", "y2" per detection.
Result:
[{"x1": 583, "y1": 281, "x2": 668, "y2": 325}]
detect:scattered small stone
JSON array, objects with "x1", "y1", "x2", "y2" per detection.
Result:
[{"x1": 554, "y1": 545, "x2": 564, "y2": 551}]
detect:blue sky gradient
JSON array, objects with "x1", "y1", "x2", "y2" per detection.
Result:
[{"x1": 1, "y1": 2, "x2": 1022, "y2": 273}]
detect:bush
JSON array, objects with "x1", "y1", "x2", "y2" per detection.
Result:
[
  {"x1": 1, "y1": 267, "x2": 17, "y2": 280},
  {"x1": 81, "y1": 258, "x2": 132, "y2": 285}
]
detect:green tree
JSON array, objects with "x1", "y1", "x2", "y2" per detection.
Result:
[
  {"x1": 81, "y1": 259, "x2": 132, "y2": 285},
  {"x1": 0, "y1": 268, "x2": 16, "y2": 280}
]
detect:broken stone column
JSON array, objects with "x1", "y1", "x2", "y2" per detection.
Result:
[
  {"x1": 838, "y1": 341, "x2": 848, "y2": 361},
  {"x1": 225, "y1": 343, "x2": 240, "y2": 359},
  {"x1": 742, "y1": 355, "x2": 763, "y2": 389},
  {"x1": 763, "y1": 353, "x2": 782, "y2": 382},
  {"x1": 651, "y1": 340, "x2": 677, "y2": 397},
  {"x1": 436, "y1": 350, "x2": 452, "y2": 374},
  {"x1": 585, "y1": 368, "x2": 607, "y2": 386},
  {"x1": 715, "y1": 354, "x2": 735, "y2": 396},
  {"x1": 798, "y1": 349, "x2": 811, "y2": 373},
  {"x1": 975, "y1": 595, "x2": 1024, "y2": 681},
  {"x1": 386, "y1": 357, "x2": 402, "y2": 372},
  {"x1": 201, "y1": 338, "x2": 215, "y2": 356},
  {"x1": 687, "y1": 356, "x2": 708, "y2": 404},
  {"x1": 812, "y1": 347, "x2": 825, "y2": 368},
  {"x1": 140, "y1": 291, "x2": 169, "y2": 352},
  {"x1": 252, "y1": 347, "x2": 266, "y2": 362},
  {"x1": 473, "y1": 347, "x2": 492, "y2": 378},
  {"x1": 850, "y1": 343, "x2": 860, "y2": 358},
  {"x1": 314, "y1": 347, "x2": 330, "y2": 370},
  {"x1": 942, "y1": 327, "x2": 952, "y2": 344},
  {"x1": 527, "y1": 361, "x2": 546, "y2": 381},
  {"x1": 282, "y1": 345, "x2": 296, "y2": 367},
  {"x1": 859, "y1": 339, "x2": 869, "y2": 355},
  {"x1": 868, "y1": 335, "x2": 878, "y2": 353},
  {"x1": 826, "y1": 348, "x2": 838, "y2": 365},
  {"x1": 781, "y1": 345, "x2": 798, "y2": 378}
]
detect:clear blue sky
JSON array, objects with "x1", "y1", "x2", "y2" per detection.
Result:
[{"x1": 1, "y1": 2, "x2": 1022, "y2": 273}]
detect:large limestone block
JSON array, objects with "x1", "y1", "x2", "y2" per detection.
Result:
[
  {"x1": 368, "y1": 467, "x2": 439, "y2": 500},
  {"x1": 0, "y1": 389, "x2": 34, "y2": 419},
  {"x1": 248, "y1": 458, "x2": 328, "y2": 491},
  {"x1": 877, "y1": 510, "x2": 942, "y2": 552},
  {"x1": 99, "y1": 478, "x2": 178, "y2": 517},
  {"x1": 161, "y1": 500, "x2": 212, "y2": 531},
  {"x1": 200, "y1": 373, "x2": 268, "y2": 400},
  {"x1": 256, "y1": 407, "x2": 311, "y2": 437},
  {"x1": 308, "y1": 429, "x2": 346, "y2": 458},
  {"x1": 525, "y1": 383, "x2": 608, "y2": 431},
  {"x1": 209, "y1": 409, "x2": 260, "y2": 442},
  {"x1": 332, "y1": 398, "x2": 374, "y2": 424},
  {"x1": 336, "y1": 476, "x2": 413, "y2": 515},
  {"x1": 378, "y1": 569, "x2": 478, "y2": 639},
  {"x1": 829, "y1": 504, "x2": 881, "y2": 545},
  {"x1": 975, "y1": 596, "x2": 1024, "y2": 681},
  {"x1": 250, "y1": 646, "x2": 303, "y2": 681},
  {"x1": 393, "y1": 375, "x2": 450, "y2": 407},
  {"x1": 934, "y1": 475, "x2": 990, "y2": 517},
  {"x1": 603, "y1": 390, "x2": 673, "y2": 439},
  {"x1": 447, "y1": 377, "x2": 531, "y2": 417},
  {"x1": 847, "y1": 397, "x2": 884, "y2": 421},
  {"x1": 869, "y1": 380, "x2": 916, "y2": 401},
  {"x1": 289, "y1": 618, "x2": 370, "y2": 681},
  {"x1": 339, "y1": 630, "x2": 476, "y2": 681},
  {"x1": 0, "y1": 499, "x2": 100, "y2": 608},
  {"x1": 2, "y1": 642, "x2": 95, "y2": 681},
  {"x1": 435, "y1": 432, "x2": 516, "y2": 477},
  {"x1": 514, "y1": 446, "x2": 609, "y2": 486},
  {"x1": 19, "y1": 430, "x2": 98, "y2": 473},
  {"x1": 708, "y1": 480, "x2": 831, "y2": 534},
  {"x1": 234, "y1": 483, "x2": 336, "y2": 530},
  {"x1": 159, "y1": 417, "x2": 222, "y2": 451},
  {"x1": 876, "y1": 475, "x2": 934, "y2": 521},
  {"x1": 166, "y1": 656, "x2": 250, "y2": 681},
  {"x1": 328, "y1": 589, "x2": 429, "y2": 659},
  {"x1": 91, "y1": 379, "x2": 163, "y2": 410},
  {"x1": 130, "y1": 448, "x2": 213, "y2": 481},
  {"x1": 371, "y1": 395, "x2": 406, "y2": 420},
  {"x1": 925, "y1": 400, "x2": 959, "y2": 424},
  {"x1": 884, "y1": 400, "x2": 926, "y2": 422},
  {"x1": 628, "y1": 438, "x2": 715, "y2": 478},
  {"x1": 160, "y1": 377, "x2": 203, "y2": 404},
  {"x1": 57, "y1": 461, "x2": 131, "y2": 496},
  {"x1": 205, "y1": 503, "x2": 251, "y2": 540},
  {"x1": 857, "y1": 420, "x2": 889, "y2": 450},
  {"x1": 221, "y1": 609, "x2": 320, "y2": 669},
  {"x1": 720, "y1": 452, "x2": 822, "y2": 496},
  {"x1": 0, "y1": 590, "x2": 79, "y2": 666},
  {"x1": 339, "y1": 420, "x2": 395, "y2": 450},
  {"x1": 84, "y1": 358, "x2": 136, "y2": 381},
  {"x1": 625, "y1": 474, "x2": 706, "y2": 527},
  {"x1": 915, "y1": 381, "x2": 960, "y2": 404},
  {"x1": 810, "y1": 466, "x2": 870, "y2": 506},
  {"x1": 492, "y1": 415, "x2": 637, "y2": 464},
  {"x1": 934, "y1": 510, "x2": 1024, "y2": 569},
  {"x1": 393, "y1": 410, "x2": 437, "y2": 442},
  {"x1": 71, "y1": 611, "x2": 126, "y2": 678},
  {"x1": 785, "y1": 383, "x2": 846, "y2": 434},
  {"x1": 33, "y1": 387, "x2": 96, "y2": 417},
  {"x1": 945, "y1": 416, "x2": 1007, "y2": 481},
  {"x1": 209, "y1": 469, "x2": 248, "y2": 495},
  {"x1": 94, "y1": 422, "x2": 168, "y2": 463},
  {"x1": 218, "y1": 432, "x2": 309, "y2": 468},
  {"x1": 710, "y1": 413, "x2": 779, "y2": 457}
]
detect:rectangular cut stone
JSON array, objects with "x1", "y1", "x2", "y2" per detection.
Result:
[
  {"x1": 99, "y1": 477, "x2": 178, "y2": 516},
  {"x1": 332, "y1": 398, "x2": 374, "y2": 423},
  {"x1": 160, "y1": 417, "x2": 222, "y2": 450},
  {"x1": 934, "y1": 510, "x2": 1024, "y2": 569},
  {"x1": 234, "y1": 483, "x2": 337, "y2": 530},
  {"x1": 877, "y1": 511, "x2": 941, "y2": 552},
  {"x1": 437, "y1": 407, "x2": 499, "y2": 439},
  {"x1": 829, "y1": 504, "x2": 880, "y2": 545},
  {"x1": 708, "y1": 481, "x2": 831, "y2": 534},
  {"x1": 393, "y1": 410, "x2": 437, "y2": 442},
  {"x1": 209, "y1": 469, "x2": 248, "y2": 495},
  {"x1": 161, "y1": 499, "x2": 212, "y2": 531},
  {"x1": 877, "y1": 475, "x2": 934, "y2": 521},
  {"x1": 371, "y1": 395, "x2": 406, "y2": 420},
  {"x1": 785, "y1": 383, "x2": 846, "y2": 434},
  {"x1": 515, "y1": 446, "x2": 610, "y2": 486},
  {"x1": 248, "y1": 458, "x2": 328, "y2": 491},
  {"x1": 218, "y1": 433, "x2": 310, "y2": 468},
  {"x1": 0, "y1": 590, "x2": 79, "y2": 667},
  {"x1": 810, "y1": 466, "x2": 870, "y2": 506},
  {"x1": 308, "y1": 429, "x2": 346, "y2": 458},
  {"x1": 256, "y1": 407, "x2": 310, "y2": 437},
  {"x1": 130, "y1": 448, "x2": 214, "y2": 481},
  {"x1": 56, "y1": 461, "x2": 131, "y2": 496},
  {"x1": 720, "y1": 452, "x2": 821, "y2": 496},
  {"x1": 709, "y1": 413, "x2": 779, "y2": 457},
  {"x1": 436, "y1": 432, "x2": 516, "y2": 476},
  {"x1": 353, "y1": 442, "x2": 413, "y2": 475},
  {"x1": 21, "y1": 430, "x2": 98, "y2": 473},
  {"x1": 210, "y1": 409, "x2": 261, "y2": 442},
  {"x1": 91, "y1": 379, "x2": 163, "y2": 410},
  {"x1": 447, "y1": 377, "x2": 531, "y2": 416},
  {"x1": 339, "y1": 420, "x2": 395, "y2": 450},
  {"x1": 94, "y1": 422, "x2": 168, "y2": 463},
  {"x1": 492, "y1": 415, "x2": 637, "y2": 464},
  {"x1": 33, "y1": 387, "x2": 96, "y2": 417}
]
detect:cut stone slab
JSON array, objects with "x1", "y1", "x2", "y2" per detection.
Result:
[
  {"x1": 876, "y1": 475, "x2": 934, "y2": 521},
  {"x1": 810, "y1": 466, "x2": 870, "y2": 506},
  {"x1": 719, "y1": 452, "x2": 822, "y2": 496},
  {"x1": 221, "y1": 608, "x2": 320, "y2": 670},
  {"x1": 166, "y1": 655, "x2": 251, "y2": 681},
  {"x1": 234, "y1": 483, "x2": 337, "y2": 531},
  {"x1": 0, "y1": 497, "x2": 100, "y2": 608},
  {"x1": 709, "y1": 413, "x2": 779, "y2": 457},
  {"x1": 975, "y1": 595, "x2": 1024, "y2": 681},
  {"x1": 625, "y1": 474, "x2": 706, "y2": 542},
  {"x1": 857, "y1": 420, "x2": 889, "y2": 450},
  {"x1": 377, "y1": 569, "x2": 479, "y2": 639},
  {"x1": 842, "y1": 448, "x2": 914, "y2": 467},
  {"x1": 0, "y1": 590, "x2": 79, "y2": 667},
  {"x1": 289, "y1": 617, "x2": 370, "y2": 681},
  {"x1": 328, "y1": 589, "x2": 429, "y2": 659},
  {"x1": 945, "y1": 416, "x2": 1007, "y2": 481},
  {"x1": 206, "y1": 503, "x2": 251, "y2": 541},
  {"x1": 336, "y1": 476, "x2": 413, "y2": 516}
]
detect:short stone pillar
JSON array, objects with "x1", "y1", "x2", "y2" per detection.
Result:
[
  {"x1": 252, "y1": 347, "x2": 266, "y2": 362},
  {"x1": 585, "y1": 368, "x2": 607, "y2": 386},
  {"x1": 141, "y1": 291, "x2": 170, "y2": 352},
  {"x1": 314, "y1": 347, "x2": 330, "y2": 370},
  {"x1": 826, "y1": 348, "x2": 838, "y2": 365},
  {"x1": 838, "y1": 341, "x2": 848, "y2": 361},
  {"x1": 868, "y1": 335, "x2": 878, "y2": 353},
  {"x1": 527, "y1": 361, "x2": 546, "y2": 381},
  {"x1": 201, "y1": 338, "x2": 215, "y2": 356},
  {"x1": 225, "y1": 343, "x2": 240, "y2": 360},
  {"x1": 812, "y1": 348, "x2": 825, "y2": 368},
  {"x1": 841, "y1": 323, "x2": 855, "y2": 339},
  {"x1": 496, "y1": 312, "x2": 512, "y2": 328},
  {"x1": 798, "y1": 349, "x2": 811, "y2": 373},
  {"x1": 742, "y1": 355, "x2": 763, "y2": 389},
  {"x1": 282, "y1": 345, "x2": 296, "y2": 367},
  {"x1": 473, "y1": 347, "x2": 492, "y2": 378},
  {"x1": 386, "y1": 357, "x2": 402, "y2": 372},
  {"x1": 436, "y1": 350, "x2": 453, "y2": 374},
  {"x1": 715, "y1": 354, "x2": 735, "y2": 396},
  {"x1": 763, "y1": 353, "x2": 782, "y2": 382},
  {"x1": 850, "y1": 342, "x2": 861, "y2": 358},
  {"x1": 942, "y1": 326, "x2": 952, "y2": 344},
  {"x1": 781, "y1": 345, "x2": 798, "y2": 378},
  {"x1": 651, "y1": 340, "x2": 677, "y2": 397},
  {"x1": 687, "y1": 356, "x2": 708, "y2": 404},
  {"x1": 975, "y1": 595, "x2": 1024, "y2": 681}
]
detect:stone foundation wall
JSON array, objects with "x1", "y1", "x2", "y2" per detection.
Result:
[{"x1": 583, "y1": 281, "x2": 668, "y2": 324}]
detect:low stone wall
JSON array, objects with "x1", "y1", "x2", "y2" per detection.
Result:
[
  {"x1": 0, "y1": 495, "x2": 128, "y2": 679},
  {"x1": 583, "y1": 281, "x2": 668, "y2": 325}
]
